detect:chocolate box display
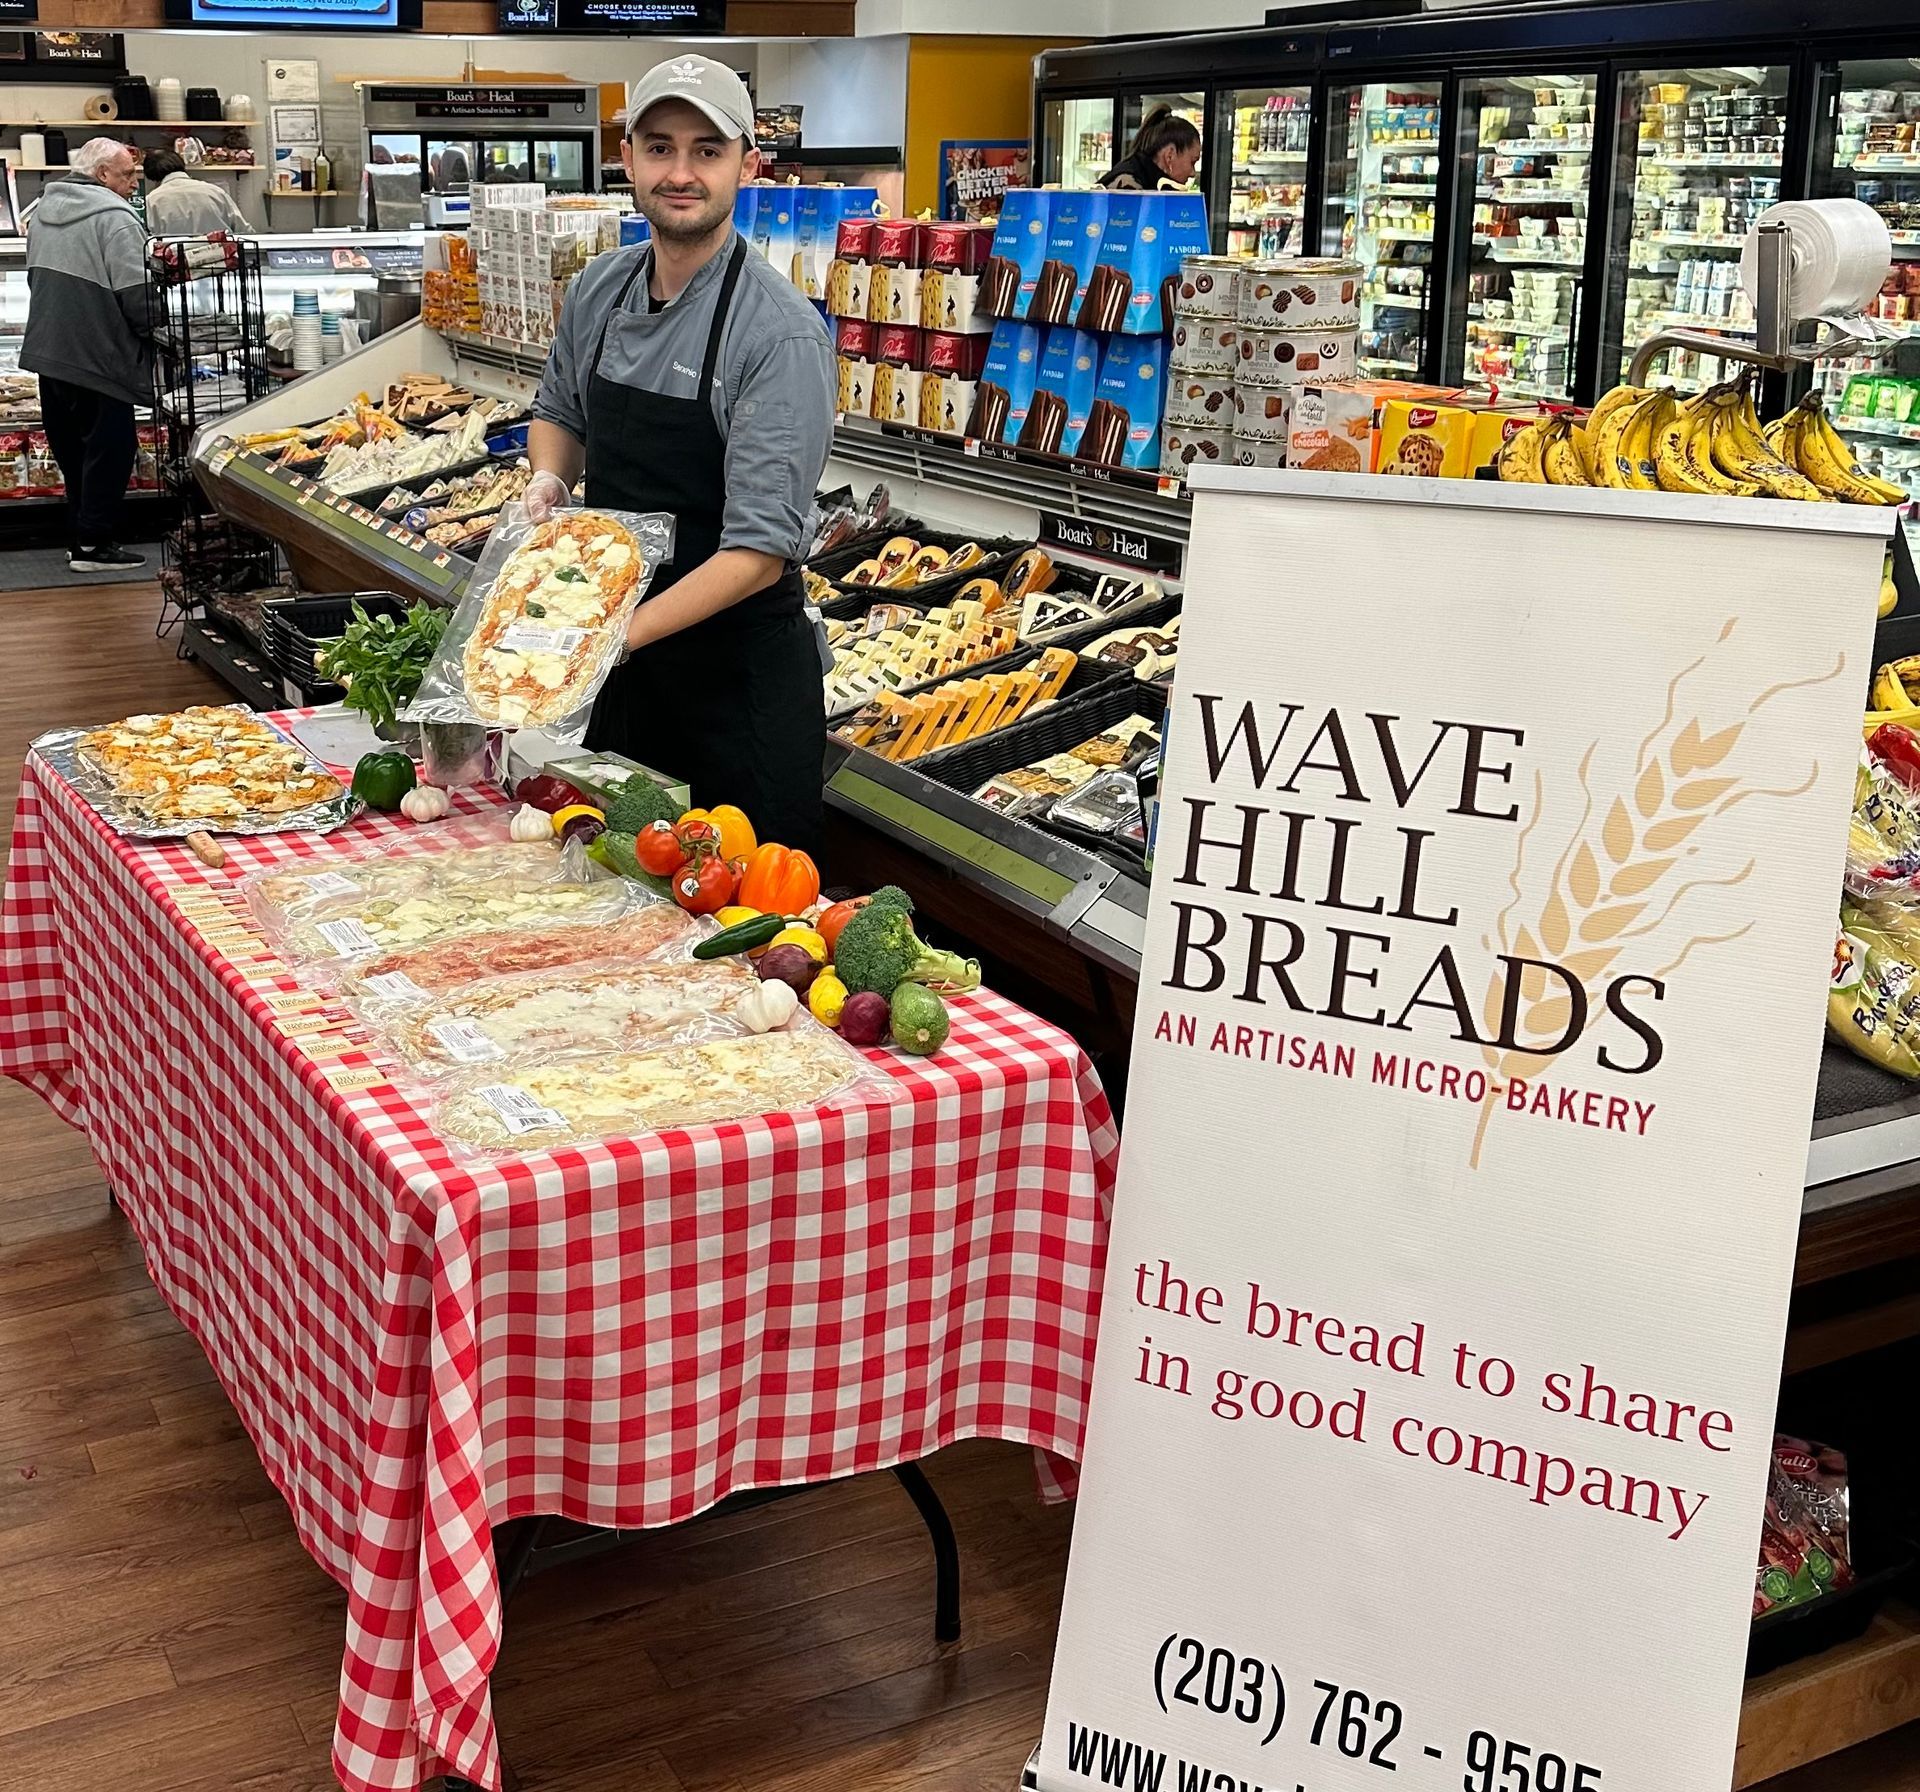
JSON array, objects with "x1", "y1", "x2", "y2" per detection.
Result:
[
  {"x1": 1032, "y1": 188, "x2": 1107, "y2": 327},
  {"x1": 1170, "y1": 315, "x2": 1240, "y2": 376},
  {"x1": 981, "y1": 189, "x2": 1056, "y2": 322},
  {"x1": 1079, "y1": 190, "x2": 1212, "y2": 335},
  {"x1": 968, "y1": 317, "x2": 1044, "y2": 443},
  {"x1": 1236, "y1": 326, "x2": 1359, "y2": 388},
  {"x1": 1019, "y1": 327, "x2": 1103, "y2": 457},
  {"x1": 1088, "y1": 333, "x2": 1168, "y2": 468},
  {"x1": 1238, "y1": 257, "x2": 1364, "y2": 331},
  {"x1": 1175, "y1": 254, "x2": 1244, "y2": 320}
]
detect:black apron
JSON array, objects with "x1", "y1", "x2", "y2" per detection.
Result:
[{"x1": 582, "y1": 237, "x2": 824, "y2": 859}]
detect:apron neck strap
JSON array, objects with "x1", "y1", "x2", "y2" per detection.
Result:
[{"x1": 585, "y1": 231, "x2": 749, "y2": 399}]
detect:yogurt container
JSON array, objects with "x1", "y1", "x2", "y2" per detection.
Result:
[
  {"x1": 1236, "y1": 326, "x2": 1359, "y2": 388},
  {"x1": 1164, "y1": 371, "x2": 1236, "y2": 428},
  {"x1": 1238, "y1": 257, "x2": 1364, "y2": 330},
  {"x1": 1170, "y1": 315, "x2": 1240, "y2": 376},
  {"x1": 1160, "y1": 423, "x2": 1231, "y2": 472},
  {"x1": 1174, "y1": 254, "x2": 1247, "y2": 320}
]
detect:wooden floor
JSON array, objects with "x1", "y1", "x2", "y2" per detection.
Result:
[{"x1": 0, "y1": 583, "x2": 1912, "y2": 1792}]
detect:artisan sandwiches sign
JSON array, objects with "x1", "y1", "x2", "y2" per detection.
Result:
[{"x1": 1033, "y1": 473, "x2": 1893, "y2": 1792}]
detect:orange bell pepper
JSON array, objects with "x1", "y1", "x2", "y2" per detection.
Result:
[
  {"x1": 737, "y1": 842, "x2": 820, "y2": 915},
  {"x1": 678, "y1": 803, "x2": 756, "y2": 864}
]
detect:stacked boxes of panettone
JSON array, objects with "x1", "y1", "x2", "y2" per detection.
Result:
[
  {"x1": 471, "y1": 187, "x2": 627, "y2": 348},
  {"x1": 825, "y1": 218, "x2": 995, "y2": 433}
]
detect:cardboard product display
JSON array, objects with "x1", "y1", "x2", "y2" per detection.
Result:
[
  {"x1": 874, "y1": 323, "x2": 924, "y2": 369},
  {"x1": 1087, "y1": 333, "x2": 1169, "y2": 469},
  {"x1": 918, "y1": 371, "x2": 978, "y2": 436},
  {"x1": 967, "y1": 317, "x2": 1044, "y2": 443},
  {"x1": 872, "y1": 218, "x2": 923, "y2": 267},
  {"x1": 870, "y1": 263, "x2": 925, "y2": 327},
  {"x1": 836, "y1": 216, "x2": 878, "y2": 261},
  {"x1": 925, "y1": 220, "x2": 994, "y2": 274},
  {"x1": 826, "y1": 258, "x2": 873, "y2": 320},
  {"x1": 754, "y1": 188, "x2": 799, "y2": 281},
  {"x1": 981, "y1": 188, "x2": 1056, "y2": 321},
  {"x1": 834, "y1": 316, "x2": 875, "y2": 359},
  {"x1": 926, "y1": 329, "x2": 990, "y2": 381},
  {"x1": 835, "y1": 355, "x2": 876, "y2": 419},
  {"x1": 1020, "y1": 327, "x2": 1104, "y2": 457},
  {"x1": 870, "y1": 362, "x2": 926, "y2": 426},
  {"x1": 794, "y1": 187, "x2": 880, "y2": 303},
  {"x1": 1032, "y1": 187, "x2": 1108, "y2": 327},
  {"x1": 1080, "y1": 189, "x2": 1212, "y2": 335},
  {"x1": 921, "y1": 269, "x2": 992, "y2": 335}
]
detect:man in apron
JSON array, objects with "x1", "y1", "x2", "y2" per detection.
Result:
[{"x1": 527, "y1": 55, "x2": 836, "y2": 857}]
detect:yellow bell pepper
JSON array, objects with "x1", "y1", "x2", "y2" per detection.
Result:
[
  {"x1": 771, "y1": 924, "x2": 827, "y2": 964},
  {"x1": 680, "y1": 804, "x2": 756, "y2": 864},
  {"x1": 809, "y1": 969, "x2": 849, "y2": 1028}
]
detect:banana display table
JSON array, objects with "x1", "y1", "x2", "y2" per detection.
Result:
[{"x1": 0, "y1": 732, "x2": 1117, "y2": 1792}]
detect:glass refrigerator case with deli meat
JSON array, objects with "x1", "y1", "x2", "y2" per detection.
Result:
[
  {"x1": 1324, "y1": 79, "x2": 1445, "y2": 380},
  {"x1": 1454, "y1": 70, "x2": 1598, "y2": 403}
]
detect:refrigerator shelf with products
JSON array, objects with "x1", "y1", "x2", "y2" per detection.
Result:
[
  {"x1": 1325, "y1": 80, "x2": 1445, "y2": 381},
  {"x1": 1602, "y1": 64, "x2": 1791, "y2": 393},
  {"x1": 1219, "y1": 84, "x2": 1311, "y2": 257},
  {"x1": 1038, "y1": 95, "x2": 1115, "y2": 188},
  {"x1": 1456, "y1": 71, "x2": 1599, "y2": 402}
]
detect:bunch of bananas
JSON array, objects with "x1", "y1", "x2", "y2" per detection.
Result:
[
  {"x1": 1868, "y1": 654, "x2": 1920, "y2": 737},
  {"x1": 1495, "y1": 382, "x2": 1912, "y2": 507}
]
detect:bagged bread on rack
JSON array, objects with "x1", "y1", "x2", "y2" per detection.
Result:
[{"x1": 404, "y1": 503, "x2": 675, "y2": 742}]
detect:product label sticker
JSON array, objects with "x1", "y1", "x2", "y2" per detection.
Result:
[
  {"x1": 427, "y1": 1017, "x2": 506, "y2": 1063},
  {"x1": 325, "y1": 1065, "x2": 390, "y2": 1094},
  {"x1": 478, "y1": 1082, "x2": 565, "y2": 1134},
  {"x1": 302, "y1": 871, "x2": 359, "y2": 899},
  {"x1": 315, "y1": 917, "x2": 379, "y2": 956},
  {"x1": 497, "y1": 622, "x2": 590, "y2": 657},
  {"x1": 261, "y1": 988, "x2": 326, "y2": 1015},
  {"x1": 362, "y1": 970, "x2": 431, "y2": 1003}
]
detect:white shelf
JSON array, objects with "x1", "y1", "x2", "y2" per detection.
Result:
[
  {"x1": 1479, "y1": 184, "x2": 1586, "y2": 204},
  {"x1": 1360, "y1": 355, "x2": 1420, "y2": 374},
  {"x1": 1245, "y1": 152, "x2": 1308, "y2": 166},
  {"x1": 1365, "y1": 137, "x2": 1439, "y2": 150},
  {"x1": 1365, "y1": 289, "x2": 1427, "y2": 309},
  {"x1": 1647, "y1": 231, "x2": 1747, "y2": 251},
  {"x1": 1850, "y1": 154, "x2": 1920, "y2": 171},
  {"x1": 1365, "y1": 182, "x2": 1437, "y2": 196},
  {"x1": 1470, "y1": 318, "x2": 1570, "y2": 342},
  {"x1": 1372, "y1": 227, "x2": 1434, "y2": 242},
  {"x1": 1837, "y1": 417, "x2": 1920, "y2": 443},
  {"x1": 1643, "y1": 153, "x2": 1781, "y2": 170},
  {"x1": 1494, "y1": 138, "x2": 1592, "y2": 155},
  {"x1": 0, "y1": 116, "x2": 262, "y2": 129},
  {"x1": 1482, "y1": 243, "x2": 1584, "y2": 266}
]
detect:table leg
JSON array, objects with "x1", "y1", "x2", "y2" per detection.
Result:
[{"x1": 892, "y1": 1462, "x2": 961, "y2": 1643}]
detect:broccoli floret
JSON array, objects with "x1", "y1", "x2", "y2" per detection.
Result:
[
  {"x1": 833, "y1": 901, "x2": 980, "y2": 997},
  {"x1": 867, "y1": 884, "x2": 915, "y2": 914},
  {"x1": 604, "y1": 775, "x2": 680, "y2": 833},
  {"x1": 588, "y1": 831, "x2": 673, "y2": 899}
]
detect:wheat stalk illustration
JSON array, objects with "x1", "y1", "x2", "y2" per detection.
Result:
[{"x1": 1468, "y1": 619, "x2": 1844, "y2": 1167}]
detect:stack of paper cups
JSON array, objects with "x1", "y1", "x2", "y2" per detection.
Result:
[
  {"x1": 1741, "y1": 199, "x2": 1893, "y2": 320},
  {"x1": 291, "y1": 291, "x2": 323, "y2": 373},
  {"x1": 320, "y1": 312, "x2": 342, "y2": 363},
  {"x1": 155, "y1": 78, "x2": 186, "y2": 123}
]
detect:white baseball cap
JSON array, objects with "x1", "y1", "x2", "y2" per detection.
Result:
[{"x1": 626, "y1": 54, "x2": 755, "y2": 146}]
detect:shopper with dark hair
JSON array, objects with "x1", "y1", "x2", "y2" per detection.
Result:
[
  {"x1": 1100, "y1": 104, "x2": 1202, "y2": 190},
  {"x1": 142, "y1": 148, "x2": 253, "y2": 236}
]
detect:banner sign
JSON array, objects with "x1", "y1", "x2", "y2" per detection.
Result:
[
  {"x1": 940, "y1": 140, "x2": 1031, "y2": 223},
  {"x1": 1035, "y1": 471, "x2": 1892, "y2": 1792},
  {"x1": 1040, "y1": 511, "x2": 1183, "y2": 579}
]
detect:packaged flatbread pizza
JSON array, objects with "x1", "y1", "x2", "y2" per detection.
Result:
[{"x1": 405, "y1": 503, "x2": 675, "y2": 740}]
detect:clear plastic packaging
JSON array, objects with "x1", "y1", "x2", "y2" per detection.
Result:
[
  {"x1": 244, "y1": 820, "x2": 633, "y2": 968},
  {"x1": 1846, "y1": 729, "x2": 1920, "y2": 904},
  {"x1": 1756, "y1": 1435, "x2": 1854, "y2": 1618},
  {"x1": 403, "y1": 503, "x2": 675, "y2": 741},
  {"x1": 338, "y1": 901, "x2": 703, "y2": 1013},
  {"x1": 367, "y1": 955, "x2": 761, "y2": 1076},
  {"x1": 1829, "y1": 898, "x2": 1920, "y2": 1078},
  {"x1": 429, "y1": 1022, "x2": 895, "y2": 1154}
]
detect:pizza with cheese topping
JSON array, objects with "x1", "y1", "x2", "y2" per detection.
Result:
[
  {"x1": 437, "y1": 1028, "x2": 869, "y2": 1149},
  {"x1": 75, "y1": 706, "x2": 344, "y2": 821},
  {"x1": 461, "y1": 512, "x2": 646, "y2": 727}
]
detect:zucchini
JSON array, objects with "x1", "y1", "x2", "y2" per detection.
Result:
[{"x1": 692, "y1": 912, "x2": 787, "y2": 959}]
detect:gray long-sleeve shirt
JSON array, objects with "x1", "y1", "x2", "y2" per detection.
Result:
[{"x1": 532, "y1": 229, "x2": 835, "y2": 564}]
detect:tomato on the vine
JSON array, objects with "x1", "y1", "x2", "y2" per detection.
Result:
[
  {"x1": 674, "y1": 853, "x2": 736, "y2": 914},
  {"x1": 673, "y1": 816, "x2": 722, "y2": 855},
  {"x1": 634, "y1": 820, "x2": 689, "y2": 877}
]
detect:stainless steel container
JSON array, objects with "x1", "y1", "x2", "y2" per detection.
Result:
[{"x1": 374, "y1": 271, "x2": 423, "y2": 336}]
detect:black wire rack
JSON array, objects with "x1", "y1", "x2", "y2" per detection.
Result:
[{"x1": 145, "y1": 233, "x2": 279, "y2": 642}]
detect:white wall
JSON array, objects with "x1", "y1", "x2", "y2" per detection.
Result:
[{"x1": 754, "y1": 36, "x2": 906, "y2": 149}]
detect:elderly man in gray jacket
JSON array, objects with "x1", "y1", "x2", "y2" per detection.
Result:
[{"x1": 21, "y1": 137, "x2": 153, "y2": 573}]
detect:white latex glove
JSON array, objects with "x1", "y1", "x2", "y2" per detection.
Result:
[{"x1": 523, "y1": 469, "x2": 571, "y2": 523}]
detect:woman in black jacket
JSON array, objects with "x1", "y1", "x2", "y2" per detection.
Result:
[{"x1": 1100, "y1": 104, "x2": 1201, "y2": 190}]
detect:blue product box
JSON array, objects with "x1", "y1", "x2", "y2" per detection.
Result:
[
  {"x1": 1032, "y1": 187, "x2": 1107, "y2": 326},
  {"x1": 966, "y1": 318, "x2": 1044, "y2": 443},
  {"x1": 1021, "y1": 327, "x2": 1103, "y2": 457},
  {"x1": 732, "y1": 186, "x2": 759, "y2": 240},
  {"x1": 1080, "y1": 190, "x2": 1212, "y2": 334},
  {"x1": 981, "y1": 188, "x2": 1055, "y2": 321},
  {"x1": 1089, "y1": 334, "x2": 1168, "y2": 468},
  {"x1": 619, "y1": 213, "x2": 652, "y2": 249},
  {"x1": 757, "y1": 186, "x2": 800, "y2": 279}
]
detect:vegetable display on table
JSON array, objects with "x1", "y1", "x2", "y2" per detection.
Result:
[{"x1": 318, "y1": 602, "x2": 450, "y2": 738}]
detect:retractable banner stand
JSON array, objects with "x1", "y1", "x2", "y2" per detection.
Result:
[{"x1": 1031, "y1": 469, "x2": 1894, "y2": 1792}]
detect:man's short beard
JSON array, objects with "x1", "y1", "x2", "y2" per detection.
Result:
[{"x1": 640, "y1": 192, "x2": 733, "y2": 242}]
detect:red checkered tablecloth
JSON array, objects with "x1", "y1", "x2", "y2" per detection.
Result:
[{"x1": 0, "y1": 728, "x2": 1117, "y2": 1792}]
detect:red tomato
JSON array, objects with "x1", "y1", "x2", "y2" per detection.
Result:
[
  {"x1": 674, "y1": 853, "x2": 736, "y2": 914},
  {"x1": 673, "y1": 816, "x2": 722, "y2": 855},
  {"x1": 817, "y1": 897, "x2": 868, "y2": 953},
  {"x1": 634, "y1": 820, "x2": 689, "y2": 877}
]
